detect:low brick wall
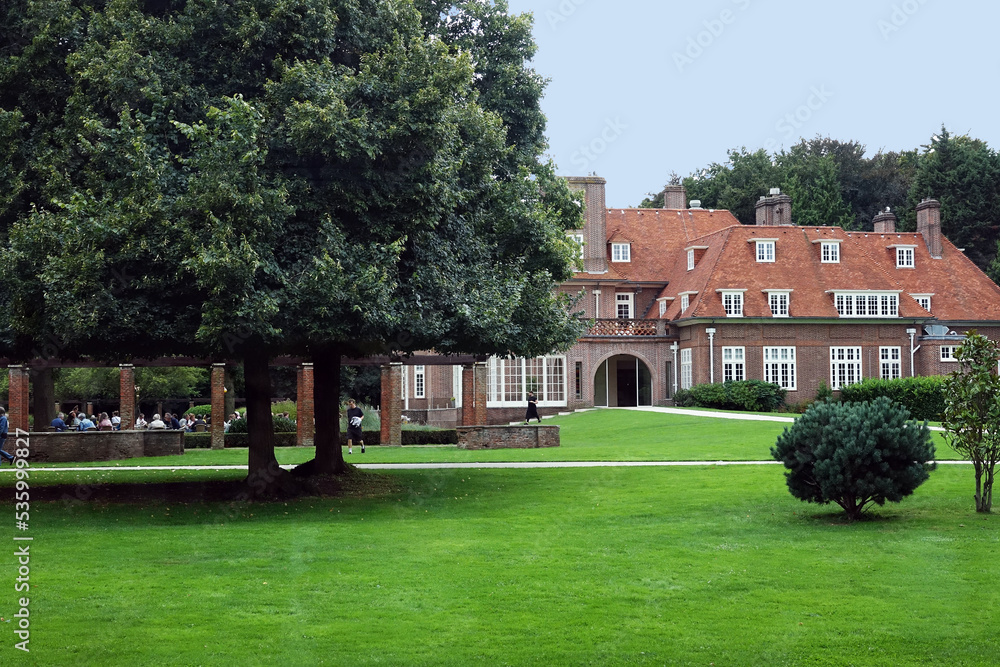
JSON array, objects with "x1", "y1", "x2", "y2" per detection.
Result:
[
  {"x1": 457, "y1": 425, "x2": 559, "y2": 450},
  {"x1": 23, "y1": 431, "x2": 184, "y2": 463}
]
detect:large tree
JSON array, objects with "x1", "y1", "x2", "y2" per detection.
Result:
[{"x1": 1, "y1": 0, "x2": 583, "y2": 492}]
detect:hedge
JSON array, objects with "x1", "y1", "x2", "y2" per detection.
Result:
[
  {"x1": 183, "y1": 428, "x2": 458, "y2": 448},
  {"x1": 838, "y1": 376, "x2": 947, "y2": 421},
  {"x1": 673, "y1": 380, "x2": 786, "y2": 412}
]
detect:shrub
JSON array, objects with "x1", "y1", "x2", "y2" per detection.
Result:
[
  {"x1": 338, "y1": 403, "x2": 380, "y2": 431},
  {"x1": 186, "y1": 404, "x2": 213, "y2": 417},
  {"x1": 184, "y1": 432, "x2": 298, "y2": 448},
  {"x1": 672, "y1": 389, "x2": 695, "y2": 407},
  {"x1": 771, "y1": 396, "x2": 936, "y2": 520},
  {"x1": 675, "y1": 380, "x2": 786, "y2": 412},
  {"x1": 839, "y1": 376, "x2": 947, "y2": 421},
  {"x1": 227, "y1": 415, "x2": 297, "y2": 434}
]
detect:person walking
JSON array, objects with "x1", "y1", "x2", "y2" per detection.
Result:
[
  {"x1": 525, "y1": 391, "x2": 541, "y2": 424},
  {"x1": 0, "y1": 408, "x2": 14, "y2": 464},
  {"x1": 345, "y1": 399, "x2": 365, "y2": 454}
]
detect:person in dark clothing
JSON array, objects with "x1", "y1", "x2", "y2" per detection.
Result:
[
  {"x1": 346, "y1": 399, "x2": 365, "y2": 454},
  {"x1": 525, "y1": 391, "x2": 541, "y2": 424},
  {"x1": 0, "y1": 408, "x2": 14, "y2": 464}
]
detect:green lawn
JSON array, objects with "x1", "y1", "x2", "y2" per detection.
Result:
[{"x1": 1, "y1": 464, "x2": 997, "y2": 665}]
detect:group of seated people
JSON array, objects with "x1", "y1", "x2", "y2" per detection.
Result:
[
  {"x1": 50, "y1": 408, "x2": 292, "y2": 433},
  {"x1": 50, "y1": 409, "x2": 121, "y2": 431},
  {"x1": 134, "y1": 412, "x2": 208, "y2": 431}
]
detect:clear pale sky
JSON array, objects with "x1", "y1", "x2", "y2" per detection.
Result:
[{"x1": 504, "y1": 0, "x2": 999, "y2": 208}]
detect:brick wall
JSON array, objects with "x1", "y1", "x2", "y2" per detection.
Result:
[
  {"x1": 457, "y1": 425, "x2": 559, "y2": 449},
  {"x1": 380, "y1": 364, "x2": 402, "y2": 446},
  {"x1": 23, "y1": 431, "x2": 183, "y2": 463},
  {"x1": 119, "y1": 365, "x2": 135, "y2": 431},
  {"x1": 210, "y1": 364, "x2": 226, "y2": 450},
  {"x1": 296, "y1": 364, "x2": 315, "y2": 446}
]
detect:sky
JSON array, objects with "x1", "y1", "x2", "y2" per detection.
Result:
[{"x1": 504, "y1": 0, "x2": 1000, "y2": 208}]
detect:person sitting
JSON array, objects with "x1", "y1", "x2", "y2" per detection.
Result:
[
  {"x1": 177, "y1": 414, "x2": 189, "y2": 430},
  {"x1": 111, "y1": 411, "x2": 121, "y2": 431},
  {"x1": 50, "y1": 413, "x2": 68, "y2": 432},
  {"x1": 192, "y1": 415, "x2": 207, "y2": 432},
  {"x1": 134, "y1": 413, "x2": 148, "y2": 429},
  {"x1": 67, "y1": 411, "x2": 80, "y2": 430},
  {"x1": 98, "y1": 412, "x2": 114, "y2": 431},
  {"x1": 167, "y1": 413, "x2": 181, "y2": 430},
  {"x1": 77, "y1": 414, "x2": 96, "y2": 431},
  {"x1": 148, "y1": 414, "x2": 166, "y2": 429}
]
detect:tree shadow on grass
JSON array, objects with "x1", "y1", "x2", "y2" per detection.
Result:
[{"x1": 798, "y1": 507, "x2": 908, "y2": 526}]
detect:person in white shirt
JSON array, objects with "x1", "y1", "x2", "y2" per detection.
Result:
[
  {"x1": 148, "y1": 414, "x2": 166, "y2": 430},
  {"x1": 135, "y1": 413, "x2": 148, "y2": 429}
]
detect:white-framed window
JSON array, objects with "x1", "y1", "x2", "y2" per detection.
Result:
[
  {"x1": 880, "y1": 347, "x2": 901, "y2": 380},
  {"x1": 487, "y1": 356, "x2": 567, "y2": 407},
  {"x1": 687, "y1": 249, "x2": 695, "y2": 271},
  {"x1": 721, "y1": 291, "x2": 743, "y2": 318},
  {"x1": 768, "y1": 291, "x2": 790, "y2": 317},
  {"x1": 941, "y1": 346, "x2": 958, "y2": 362},
  {"x1": 680, "y1": 348, "x2": 693, "y2": 390},
  {"x1": 821, "y1": 242, "x2": 840, "y2": 263},
  {"x1": 830, "y1": 346, "x2": 863, "y2": 390},
  {"x1": 616, "y1": 293, "x2": 634, "y2": 319},
  {"x1": 414, "y1": 365, "x2": 426, "y2": 398},
  {"x1": 722, "y1": 347, "x2": 745, "y2": 382},
  {"x1": 658, "y1": 300, "x2": 667, "y2": 316},
  {"x1": 612, "y1": 243, "x2": 631, "y2": 262},
  {"x1": 756, "y1": 240, "x2": 776, "y2": 263},
  {"x1": 680, "y1": 294, "x2": 690, "y2": 314},
  {"x1": 912, "y1": 295, "x2": 932, "y2": 313},
  {"x1": 896, "y1": 246, "x2": 915, "y2": 268},
  {"x1": 568, "y1": 233, "x2": 585, "y2": 258},
  {"x1": 832, "y1": 292, "x2": 899, "y2": 318},
  {"x1": 764, "y1": 346, "x2": 796, "y2": 390}
]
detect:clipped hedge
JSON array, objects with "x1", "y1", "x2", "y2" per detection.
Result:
[
  {"x1": 673, "y1": 380, "x2": 786, "y2": 412},
  {"x1": 838, "y1": 376, "x2": 947, "y2": 421},
  {"x1": 184, "y1": 432, "x2": 298, "y2": 448},
  {"x1": 227, "y1": 415, "x2": 297, "y2": 434},
  {"x1": 184, "y1": 428, "x2": 458, "y2": 448}
]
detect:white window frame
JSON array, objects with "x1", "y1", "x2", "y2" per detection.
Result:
[
  {"x1": 718, "y1": 290, "x2": 745, "y2": 318},
  {"x1": 687, "y1": 249, "x2": 695, "y2": 271},
  {"x1": 616, "y1": 293, "x2": 634, "y2": 320},
  {"x1": 487, "y1": 356, "x2": 567, "y2": 408},
  {"x1": 568, "y1": 233, "x2": 585, "y2": 258},
  {"x1": 658, "y1": 300, "x2": 667, "y2": 317},
  {"x1": 821, "y1": 241, "x2": 841, "y2": 263},
  {"x1": 880, "y1": 346, "x2": 901, "y2": 380},
  {"x1": 680, "y1": 349, "x2": 693, "y2": 390},
  {"x1": 766, "y1": 290, "x2": 790, "y2": 317},
  {"x1": 763, "y1": 346, "x2": 796, "y2": 390},
  {"x1": 756, "y1": 240, "x2": 776, "y2": 263},
  {"x1": 830, "y1": 346, "x2": 863, "y2": 390},
  {"x1": 831, "y1": 291, "x2": 899, "y2": 318},
  {"x1": 611, "y1": 243, "x2": 631, "y2": 262},
  {"x1": 414, "y1": 365, "x2": 426, "y2": 398},
  {"x1": 940, "y1": 346, "x2": 958, "y2": 362},
  {"x1": 680, "y1": 294, "x2": 690, "y2": 314},
  {"x1": 896, "y1": 246, "x2": 916, "y2": 268},
  {"x1": 722, "y1": 346, "x2": 745, "y2": 382},
  {"x1": 911, "y1": 294, "x2": 932, "y2": 313}
]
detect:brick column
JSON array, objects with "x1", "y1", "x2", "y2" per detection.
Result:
[
  {"x1": 8, "y1": 366, "x2": 30, "y2": 433},
  {"x1": 210, "y1": 363, "x2": 226, "y2": 450},
  {"x1": 119, "y1": 364, "x2": 135, "y2": 430},
  {"x1": 380, "y1": 363, "x2": 402, "y2": 447},
  {"x1": 296, "y1": 363, "x2": 314, "y2": 447},
  {"x1": 461, "y1": 363, "x2": 489, "y2": 426},
  {"x1": 474, "y1": 362, "x2": 488, "y2": 425}
]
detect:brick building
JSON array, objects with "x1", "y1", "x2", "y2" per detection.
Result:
[{"x1": 399, "y1": 175, "x2": 1000, "y2": 424}]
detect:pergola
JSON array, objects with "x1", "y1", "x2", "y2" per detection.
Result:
[{"x1": 6, "y1": 354, "x2": 491, "y2": 449}]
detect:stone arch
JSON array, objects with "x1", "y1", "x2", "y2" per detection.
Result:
[{"x1": 592, "y1": 352, "x2": 655, "y2": 407}]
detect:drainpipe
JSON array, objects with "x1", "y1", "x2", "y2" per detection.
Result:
[
  {"x1": 593, "y1": 289, "x2": 601, "y2": 319},
  {"x1": 706, "y1": 328, "x2": 716, "y2": 384},
  {"x1": 906, "y1": 328, "x2": 920, "y2": 377},
  {"x1": 670, "y1": 342, "x2": 679, "y2": 396}
]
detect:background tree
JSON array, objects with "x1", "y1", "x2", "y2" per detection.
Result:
[
  {"x1": 771, "y1": 396, "x2": 935, "y2": 521},
  {"x1": 779, "y1": 152, "x2": 854, "y2": 228},
  {"x1": 941, "y1": 332, "x2": 1000, "y2": 513}
]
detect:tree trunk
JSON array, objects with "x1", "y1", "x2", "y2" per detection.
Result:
[
  {"x1": 294, "y1": 343, "x2": 349, "y2": 476},
  {"x1": 243, "y1": 351, "x2": 299, "y2": 497},
  {"x1": 30, "y1": 367, "x2": 56, "y2": 430},
  {"x1": 980, "y1": 463, "x2": 994, "y2": 513},
  {"x1": 974, "y1": 460, "x2": 986, "y2": 512}
]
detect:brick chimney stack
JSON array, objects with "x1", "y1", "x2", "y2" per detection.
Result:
[
  {"x1": 916, "y1": 198, "x2": 943, "y2": 259},
  {"x1": 873, "y1": 208, "x2": 897, "y2": 233},
  {"x1": 755, "y1": 188, "x2": 793, "y2": 226},
  {"x1": 567, "y1": 175, "x2": 608, "y2": 274},
  {"x1": 662, "y1": 185, "x2": 687, "y2": 209}
]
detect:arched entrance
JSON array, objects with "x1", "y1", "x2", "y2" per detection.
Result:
[{"x1": 593, "y1": 355, "x2": 653, "y2": 407}]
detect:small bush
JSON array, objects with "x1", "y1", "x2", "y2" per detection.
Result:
[
  {"x1": 672, "y1": 389, "x2": 695, "y2": 407},
  {"x1": 187, "y1": 404, "x2": 213, "y2": 417},
  {"x1": 839, "y1": 376, "x2": 947, "y2": 421},
  {"x1": 771, "y1": 396, "x2": 936, "y2": 520},
  {"x1": 675, "y1": 380, "x2": 786, "y2": 412}
]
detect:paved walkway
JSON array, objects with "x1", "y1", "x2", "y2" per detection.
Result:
[{"x1": 620, "y1": 405, "x2": 946, "y2": 432}]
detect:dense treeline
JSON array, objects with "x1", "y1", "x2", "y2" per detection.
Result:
[{"x1": 640, "y1": 129, "x2": 1000, "y2": 281}]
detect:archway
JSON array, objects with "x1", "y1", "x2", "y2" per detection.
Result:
[{"x1": 593, "y1": 355, "x2": 653, "y2": 407}]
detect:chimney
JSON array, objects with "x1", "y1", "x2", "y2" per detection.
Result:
[
  {"x1": 567, "y1": 175, "x2": 608, "y2": 273},
  {"x1": 916, "y1": 198, "x2": 942, "y2": 259},
  {"x1": 872, "y1": 208, "x2": 897, "y2": 233},
  {"x1": 662, "y1": 185, "x2": 687, "y2": 209},
  {"x1": 755, "y1": 188, "x2": 793, "y2": 226}
]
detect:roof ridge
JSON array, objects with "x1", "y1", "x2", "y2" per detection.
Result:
[{"x1": 690, "y1": 227, "x2": 737, "y2": 317}]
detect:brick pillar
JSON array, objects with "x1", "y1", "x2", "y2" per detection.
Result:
[
  {"x1": 8, "y1": 366, "x2": 30, "y2": 433},
  {"x1": 119, "y1": 364, "x2": 135, "y2": 430},
  {"x1": 210, "y1": 363, "x2": 226, "y2": 450},
  {"x1": 380, "y1": 363, "x2": 402, "y2": 447},
  {"x1": 461, "y1": 363, "x2": 489, "y2": 426},
  {"x1": 474, "y1": 362, "x2": 488, "y2": 425},
  {"x1": 296, "y1": 363, "x2": 314, "y2": 447},
  {"x1": 85, "y1": 402, "x2": 93, "y2": 418}
]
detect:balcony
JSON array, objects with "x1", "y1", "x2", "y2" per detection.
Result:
[{"x1": 586, "y1": 318, "x2": 669, "y2": 337}]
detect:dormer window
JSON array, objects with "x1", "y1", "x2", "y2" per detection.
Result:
[
  {"x1": 754, "y1": 239, "x2": 777, "y2": 263},
  {"x1": 830, "y1": 291, "x2": 900, "y2": 318},
  {"x1": 911, "y1": 294, "x2": 932, "y2": 312},
  {"x1": 764, "y1": 289, "x2": 791, "y2": 317},
  {"x1": 681, "y1": 294, "x2": 689, "y2": 313},
  {"x1": 687, "y1": 249, "x2": 695, "y2": 271},
  {"x1": 685, "y1": 245, "x2": 708, "y2": 271},
  {"x1": 821, "y1": 241, "x2": 840, "y2": 263},
  {"x1": 717, "y1": 289, "x2": 746, "y2": 318},
  {"x1": 658, "y1": 300, "x2": 667, "y2": 316},
  {"x1": 611, "y1": 243, "x2": 631, "y2": 262},
  {"x1": 893, "y1": 245, "x2": 916, "y2": 268}
]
